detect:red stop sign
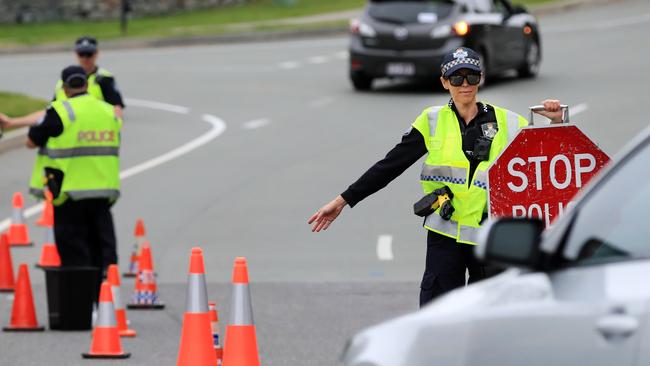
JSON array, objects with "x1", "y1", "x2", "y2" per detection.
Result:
[{"x1": 488, "y1": 125, "x2": 610, "y2": 227}]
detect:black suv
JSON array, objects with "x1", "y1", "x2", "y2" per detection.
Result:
[{"x1": 349, "y1": 0, "x2": 541, "y2": 90}]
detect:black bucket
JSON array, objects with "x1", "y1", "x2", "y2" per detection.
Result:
[{"x1": 44, "y1": 267, "x2": 100, "y2": 330}]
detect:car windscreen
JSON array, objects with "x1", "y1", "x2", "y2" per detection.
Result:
[
  {"x1": 368, "y1": 0, "x2": 456, "y2": 24},
  {"x1": 561, "y1": 137, "x2": 650, "y2": 266}
]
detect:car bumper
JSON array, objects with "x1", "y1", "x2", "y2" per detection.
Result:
[{"x1": 349, "y1": 37, "x2": 464, "y2": 79}]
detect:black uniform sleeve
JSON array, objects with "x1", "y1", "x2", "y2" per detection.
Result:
[
  {"x1": 341, "y1": 128, "x2": 427, "y2": 208},
  {"x1": 27, "y1": 106, "x2": 64, "y2": 147},
  {"x1": 97, "y1": 76, "x2": 125, "y2": 108}
]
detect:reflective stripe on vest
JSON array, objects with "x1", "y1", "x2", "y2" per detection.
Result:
[
  {"x1": 421, "y1": 165, "x2": 467, "y2": 185},
  {"x1": 424, "y1": 212, "x2": 458, "y2": 238},
  {"x1": 472, "y1": 169, "x2": 488, "y2": 190},
  {"x1": 67, "y1": 189, "x2": 120, "y2": 200},
  {"x1": 459, "y1": 225, "x2": 480, "y2": 244},
  {"x1": 41, "y1": 146, "x2": 119, "y2": 159},
  {"x1": 427, "y1": 106, "x2": 443, "y2": 136},
  {"x1": 506, "y1": 110, "x2": 521, "y2": 142}
]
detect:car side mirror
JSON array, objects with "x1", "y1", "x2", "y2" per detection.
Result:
[{"x1": 475, "y1": 218, "x2": 545, "y2": 269}]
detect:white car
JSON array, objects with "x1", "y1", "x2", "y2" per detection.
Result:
[{"x1": 341, "y1": 125, "x2": 650, "y2": 366}]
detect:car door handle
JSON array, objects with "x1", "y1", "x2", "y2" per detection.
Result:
[{"x1": 596, "y1": 314, "x2": 639, "y2": 341}]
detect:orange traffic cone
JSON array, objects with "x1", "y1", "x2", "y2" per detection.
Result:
[
  {"x1": 36, "y1": 196, "x2": 60, "y2": 268},
  {"x1": 222, "y1": 257, "x2": 260, "y2": 366},
  {"x1": 35, "y1": 190, "x2": 54, "y2": 227},
  {"x1": 123, "y1": 219, "x2": 146, "y2": 277},
  {"x1": 127, "y1": 241, "x2": 164, "y2": 309},
  {"x1": 177, "y1": 248, "x2": 217, "y2": 366},
  {"x1": 8, "y1": 192, "x2": 32, "y2": 246},
  {"x1": 82, "y1": 281, "x2": 131, "y2": 359},
  {"x1": 107, "y1": 264, "x2": 136, "y2": 337},
  {"x1": 210, "y1": 302, "x2": 223, "y2": 365},
  {"x1": 0, "y1": 233, "x2": 15, "y2": 292},
  {"x1": 3, "y1": 264, "x2": 44, "y2": 331}
]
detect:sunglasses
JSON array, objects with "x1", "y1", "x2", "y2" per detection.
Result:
[
  {"x1": 77, "y1": 52, "x2": 96, "y2": 58},
  {"x1": 447, "y1": 73, "x2": 481, "y2": 87}
]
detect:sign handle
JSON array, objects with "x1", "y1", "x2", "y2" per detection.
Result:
[{"x1": 529, "y1": 104, "x2": 569, "y2": 125}]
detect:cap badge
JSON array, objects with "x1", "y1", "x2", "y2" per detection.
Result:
[{"x1": 453, "y1": 48, "x2": 468, "y2": 59}]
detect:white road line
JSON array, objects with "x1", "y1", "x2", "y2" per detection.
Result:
[
  {"x1": 0, "y1": 102, "x2": 227, "y2": 232},
  {"x1": 307, "y1": 56, "x2": 329, "y2": 64},
  {"x1": 544, "y1": 13, "x2": 650, "y2": 34},
  {"x1": 243, "y1": 118, "x2": 271, "y2": 130},
  {"x1": 278, "y1": 61, "x2": 301, "y2": 70},
  {"x1": 120, "y1": 113, "x2": 226, "y2": 179},
  {"x1": 570, "y1": 103, "x2": 589, "y2": 117},
  {"x1": 308, "y1": 97, "x2": 335, "y2": 108},
  {"x1": 376, "y1": 235, "x2": 394, "y2": 261},
  {"x1": 126, "y1": 98, "x2": 190, "y2": 114}
]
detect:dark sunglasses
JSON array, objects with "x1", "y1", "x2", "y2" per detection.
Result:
[
  {"x1": 447, "y1": 73, "x2": 481, "y2": 87},
  {"x1": 77, "y1": 52, "x2": 96, "y2": 58}
]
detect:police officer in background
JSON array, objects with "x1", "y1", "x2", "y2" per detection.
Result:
[
  {"x1": 1, "y1": 66, "x2": 122, "y2": 286},
  {"x1": 308, "y1": 47, "x2": 564, "y2": 307}
]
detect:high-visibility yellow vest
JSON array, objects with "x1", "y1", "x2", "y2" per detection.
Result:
[
  {"x1": 30, "y1": 68, "x2": 114, "y2": 198},
  {"x1": 412, "y1": 103, "x2": 529, "y2": 245},
  {"x1": 43, "y1": 94, "x2": 121, "y2": 206}
]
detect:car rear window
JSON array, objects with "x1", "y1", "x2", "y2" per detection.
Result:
[{"x1": 368, "y1": 0, "x2": 456, "y2": 24}]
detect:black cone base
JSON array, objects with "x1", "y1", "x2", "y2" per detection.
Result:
[
  {"x1": 82, "y1": 352, "x2": 131, "y2": 359},
  {"x1": 3, "y1": 326, "x2": 45, "y2": 332}
]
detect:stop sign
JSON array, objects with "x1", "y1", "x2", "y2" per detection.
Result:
[{"x1": 488, "y1": 125, "x2": 610, "y2": 227}]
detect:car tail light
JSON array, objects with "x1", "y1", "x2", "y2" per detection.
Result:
[
  {"x1": 453, "y1": 21, "x2": 469, "y2": 36},
  {"x1": 523, "y1": 25, "x2": 533, "y2": 35},
  {"x1": 350, "y1": 59, "x2": 363, "y2": 70}
]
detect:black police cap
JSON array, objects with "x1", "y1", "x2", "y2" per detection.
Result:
[
  {"x1": 75, "y1": 36, "x2": 98, "y2": 54},
  {"x1": 61, "y1": 65, "x2": 87, "y2": 88}
]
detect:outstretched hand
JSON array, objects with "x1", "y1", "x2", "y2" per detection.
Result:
[
  {"x1": 308, "y1": 195, "x2": 347, "y2": 232},
  {"x1": 533, "y1": 99, "x2": 564, "y2": 123}
]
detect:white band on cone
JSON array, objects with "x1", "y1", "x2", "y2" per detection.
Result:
[
  {"x1": 230, "y1": 284, "x2": 254, "y2": 326},
  {"x1": 186, "y1": 273, "x2": 208, "y2": 313},
  {"x1": 111, "y1": 286, "x2": 124, "y2": 310},
  {"x1": 97, "y1": 301, "x2": 117, "y2": 327}
]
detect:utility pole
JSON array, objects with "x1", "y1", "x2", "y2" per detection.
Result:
[{"x1": 120, "y1": 0, "x2": 130, "y2": 35}]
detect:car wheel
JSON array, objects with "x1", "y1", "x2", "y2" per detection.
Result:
[
  {"x1": 351, "y1": 73, "x2": 373, "y2": 91},
  {"x1": 518, "y1": 37, "x2": 540, "y2": 78}
]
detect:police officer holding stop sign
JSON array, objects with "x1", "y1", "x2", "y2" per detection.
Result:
[{"x1": 309, "y1": 47, "x2": 564, "y2": 306}]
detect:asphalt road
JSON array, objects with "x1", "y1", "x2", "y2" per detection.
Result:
[{"x1": 0, "y1": 0, "x2": 649, "y2": 364}]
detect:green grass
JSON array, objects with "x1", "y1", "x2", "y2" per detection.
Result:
[
  {"x1": 0, "y1": 0, "x2": 558, "y2": 47},
  {"x1": 0, "y1": 92, "x2": 48, "y2": 117},
  {"x1": 0, "y1": 0, "x2": 365, "y2": 47}
]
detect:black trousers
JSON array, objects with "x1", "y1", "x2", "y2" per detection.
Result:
[
  {"x1": 53, "y1": 198, "x2": 118, "y2": 278},
  {"x1": 419, "y1": 230, "x2": 502, "y2": 307}
]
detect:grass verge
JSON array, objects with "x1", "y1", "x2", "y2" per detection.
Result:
[
  {"x1": 0, "y1": 92, "x2": 48, "y2": 133},
  {"x1": 0, "y1": 0, "x2": 557, "y2": 47}
]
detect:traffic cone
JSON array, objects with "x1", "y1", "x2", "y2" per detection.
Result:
[
  {"x1": 0, "y1": 233, "x2": 15, "y2": 292},
  {"x1": 127, "y1": 241, "x2": 164, "y2": 309},
  {"x1": 82, "y1": 281, "x2": 131, "y2": 359},
  {"x1": 222, "y1": 257, "x2": 260, "y2": 366},
  {"x1": 35, "y1": 190, "x2": 54, "y2": 227},
  {"x1": 36, "y1": 196, "x2": 60, "y2": 268},
  {"x1": 123, "y1": 219, "x2": 146, "y2": 277},
  {"x1": 3, "y1": 264, "x2": 44, "y2": 331},
  {"x1": 107, "y1": 264, "x2": 136, "y2": 337},
  {"x1": 176, "y1": 247, "x2": 217, "y2": 366},
  {"x1": 8, "y1": 192, "x2": 32, "y2": 246},
  {"x1": 210, "y1": 302, "x2": 223, "y2": 365}
]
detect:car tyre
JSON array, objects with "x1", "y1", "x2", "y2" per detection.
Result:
[
  {"x1": 518, "y1": 37, "x2": 541, "y2": 78},
  {"x1": 351, "y1": 73, "x2": 373, "y2": 91}
]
